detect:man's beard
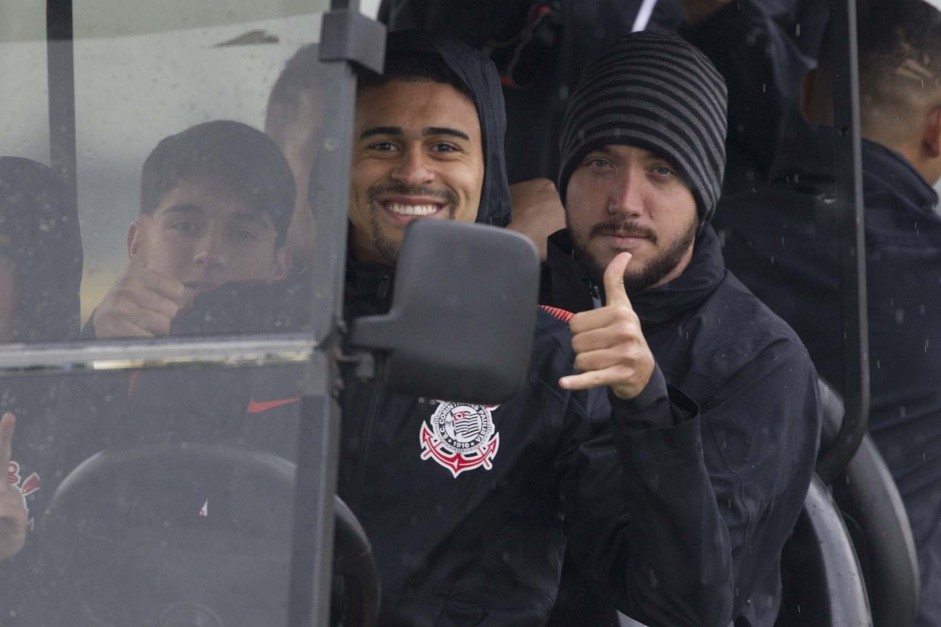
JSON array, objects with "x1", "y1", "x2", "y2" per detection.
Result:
[
  {"x1": 572, "y1": 215, "x2": 697, "y2": 294},
  {"x1": 366, "y1": 182, "x2": 458, "y2": 265}
]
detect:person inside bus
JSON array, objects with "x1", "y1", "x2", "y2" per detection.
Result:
[
  {"x1": 716, "y1": 1, "x2": 941, "y2": 623},
  {"x1": 533, "y1": 31, "x2": 822, "y2": 626},
  {"x1": 0, "y1": 156, "x2": 82, "y2": 624},
  {"x1": 308, "y1": 29, "x2": 817, "y2": 626},
  {"x1": 84, "y1": 120, "x2": 293, "y2": 340},
  {"x1": 379, "y1": 0, "x2": 826, "y2": 266}
]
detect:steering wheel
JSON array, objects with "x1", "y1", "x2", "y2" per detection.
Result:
[{"x1": 38, "y1": 443, "x2": 379, "y2": 627}]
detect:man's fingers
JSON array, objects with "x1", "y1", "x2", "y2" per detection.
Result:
[
  {"x1": 559, "y1": 368, "x2": 625, "y2": 392},
  {"x1": 603, "y1": 252, "x2": 633, "y2": 307},
  {"x1": 139, "y1": 270, "x2": 189, "y2": 307},
  {"x1": 0, "y1": 413, "x2": 14, "y2": 471}
]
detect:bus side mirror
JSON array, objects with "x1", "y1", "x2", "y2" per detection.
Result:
[{"x1": 349, "y1": 220, "x2": 539, "y2": 404}]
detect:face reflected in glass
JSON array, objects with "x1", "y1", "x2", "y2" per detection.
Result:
[
  {"x1": 0, "y1": 219, "x2": 14, "y2": 342},
  {"x1": 349, "y1": 79, "x2": 484, "y2": 265},
  {"x1": 128, "y1": 176, "x2": 290, "y2": 302}
]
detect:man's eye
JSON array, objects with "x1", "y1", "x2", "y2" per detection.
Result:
[
  {"x1": 651, "y1": 165, "x2": 675, "y2": 177},
  {"x1": 586, "y1": 157, "x2": 613, "y2": 170},
  {"x1": 368, "y1": 141, "x2": 397, "y2": 152},
  {"x1": 170, "y1": 221, "x2": 199, "y2": 234},
  {"x1": 431, "y1": 142, "x2": 459, "y2": 153},
  {"x1": 232, "y1": 229, "x2": 260, "y2": 243}
]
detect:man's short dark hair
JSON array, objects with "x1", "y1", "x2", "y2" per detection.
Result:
[
  {"x1": 856, "y1": 0, "x2": 941, "y2": 91},
  {"x1": 140, "y1": 120, "x2": 295, "y2": 247},
  {"x1": 357, "y1": 49, "x2": 476, "y2": 105},
  {"x1": 816, "y1": 0, "x2": 941, "y2": 135}
]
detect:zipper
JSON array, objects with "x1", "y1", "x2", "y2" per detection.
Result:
[{"x1": 349, "y1": 375, "x2": 385, "y2": 512}]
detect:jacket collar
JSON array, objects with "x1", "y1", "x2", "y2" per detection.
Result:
[
  {"x1": 772, "y1": 123, "x2": 939, "y2": 213},
  {"x1": 545, "y1": 225, "x2": 725, "y2": 324}
]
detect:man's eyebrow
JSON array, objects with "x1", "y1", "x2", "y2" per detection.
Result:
[
  {"x1": 163, "y1": 204, "x2": 204, "y2": 216},
  {"x1": 360, "y1": 126, "x2": 403, "y2": 139},
  {"x1": 230, "y1": 212, "x2": 270, "y2": 228},
  {"x1": 424, "y1": 127, "x2": 470, "y2": 141}
]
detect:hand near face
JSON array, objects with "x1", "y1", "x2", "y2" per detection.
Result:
[
  {"x1": 0, "y1": 413, "x2": 27, "y2": 561},
  {"x1": 508, "y1": 178, "x2": 566, "y2": 262},
  {"x1": 559, "y1": 252, "x2": 656, "y2": 400},
  {"x1": 91, "y1": 256, "x2": 189, "y2": 339}
]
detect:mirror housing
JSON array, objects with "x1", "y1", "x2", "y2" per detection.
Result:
[{"x1": 349, "y1": 220, "x2": 539, "y2": 404}]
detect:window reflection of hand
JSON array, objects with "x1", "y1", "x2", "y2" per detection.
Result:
[{"x1": 0, "y1": 413, "x2": 27, "y2": 561}]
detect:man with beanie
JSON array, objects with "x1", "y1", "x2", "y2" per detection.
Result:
[{"x1": 540, "y1": 31, "x2": 822, "y2": 626}]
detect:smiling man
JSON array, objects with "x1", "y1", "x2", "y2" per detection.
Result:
[
  {"x1": 349, "y1": 74, "x2": 483, "y2": 264},
  {"x1": 539, "y1": 32, "x2": 822, "y2": 627},
  {"x1": 87, "y1": 120, "x2": 293, "y2": 339},
  {"x1": 328, "y1": 29, "x2": 781, "y2": 627}
]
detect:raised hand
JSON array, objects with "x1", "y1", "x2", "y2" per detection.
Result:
[
  {"x1": 508, "y1": 178, "x2": 566, "y2": 262},
  {"x1": 91, "y1": 255, "x2": 189, "y2": 339},
  {"x1": 0, "y1": 413, "x2": 27, "y2": 561},
  {"x1": 559, "y1": 252, "x2": 655, "y2": 400}
]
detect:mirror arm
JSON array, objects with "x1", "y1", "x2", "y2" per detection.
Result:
[{"x1": 336, "y1": 350, "x2": 377, "y2": 382}]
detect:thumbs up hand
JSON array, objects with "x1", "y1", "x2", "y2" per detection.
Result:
[{"x1": 559, "y1": 252, "x2": 656, "y2": 400}]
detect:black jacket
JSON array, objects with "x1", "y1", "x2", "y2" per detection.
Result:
[
  {"x1": 541, "y1": 225, "x2": 821, "y2": 626},
  {"x1": 339, "y1": 255, "x2": 743, "y2": 626},
  {"x1": 717, "y1": 123, "x2": 941, "y2": 626},
  {"x1": 331, "y1": 30, "x2": 741, "y2": 626}
]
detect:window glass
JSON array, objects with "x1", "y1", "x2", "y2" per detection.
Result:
[{"x1": 0, "y1": 2, "x2": 343, "y2": 624}]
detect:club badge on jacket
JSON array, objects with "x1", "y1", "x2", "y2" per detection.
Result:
[{"x1": 420, "y1": 401, "x2": 500, "y2": 478}]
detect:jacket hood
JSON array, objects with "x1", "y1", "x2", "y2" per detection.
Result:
[
  {"x1": 385, "y1": 30, "x2": 511, "y2": 228},
  {"x1": 0, "y1": 157, "x2": 83, "y2": 342}
]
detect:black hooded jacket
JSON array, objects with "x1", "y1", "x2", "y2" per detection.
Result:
[
  {"x1": 334, "y1": 31, "x2": 745, "y2": 625},
  {"x1": 541, "y1": 225, "x2": 821, "y2": 626},
  {"x1": 717, "y1": 123, "x2": 941, "y2": 626}
]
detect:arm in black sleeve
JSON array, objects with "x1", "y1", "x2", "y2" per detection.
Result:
[
  {"x1": 559, "y1": 336, "x2": 821, "y2": 625},
  {"x1": 558, "y1": 372, "x2": 736, "y2": 627}
]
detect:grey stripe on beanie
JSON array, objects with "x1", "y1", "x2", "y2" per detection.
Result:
[{"x1": 558, "y1": 31, "x2": 728, "y2": 224}]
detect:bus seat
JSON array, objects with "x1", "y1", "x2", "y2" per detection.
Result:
[
  {"x1": 775, "y1": 474, "x2": 870, "y2": 626},
  {"x1": 817, "y1": 379, "x2": 920, "y2": 627}
]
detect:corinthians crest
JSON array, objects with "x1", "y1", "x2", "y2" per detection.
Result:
[{"x1": 420, "y1": 401, "x2": 500, "y2": 478}]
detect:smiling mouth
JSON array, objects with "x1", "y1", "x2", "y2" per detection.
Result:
[{"x1": 383, "y1": 201, "x2": 443, "y2": 217}]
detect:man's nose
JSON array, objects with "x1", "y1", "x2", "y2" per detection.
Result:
[
  {"x1": 608, "y1": 170, "x2": 644, "y2": 217},
  {"x1": 193, "y1": 227, "x2": 226, "y2": 269},
  {"x1": 390, "y1": 148, "x2": 434, "y2": 186}
]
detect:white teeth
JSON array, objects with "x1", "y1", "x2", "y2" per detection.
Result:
[{"x1": 387, "y1": 202, "x2": 439, "y2": 216}]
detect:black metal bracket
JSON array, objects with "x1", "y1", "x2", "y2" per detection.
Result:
[
  {"x1": 336, "y1": 350, "x2": 376, "y2": 382},
  {"x1": 318, "y1": 9, "x2": 386, "y2": 74}
]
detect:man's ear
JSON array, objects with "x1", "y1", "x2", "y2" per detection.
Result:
[
  {"x1": 127, "y1": 220, "x2": 142, "y2": 259},
  {"x1": 271, "y1": 245, "x2": 291, "y2": 281},
  {"x1": 921, "y1": 106, "x2": 941, "y2": 159}
]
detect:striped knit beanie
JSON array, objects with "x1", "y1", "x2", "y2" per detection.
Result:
[{"x1": 558, "y1": 31, "x2": 728, "y2": 224}]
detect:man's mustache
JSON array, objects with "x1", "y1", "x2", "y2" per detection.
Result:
[
  {"x1": 367, "y1": 182, "x2": 458, "y2": 207},
  {"x1": 590, "y1": 220, "x2": 657, "y2": 243}
]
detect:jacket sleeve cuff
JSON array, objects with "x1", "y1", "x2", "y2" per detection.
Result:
[{"x1": 607, "y1": 367, "x2": 698, "y2": 433}]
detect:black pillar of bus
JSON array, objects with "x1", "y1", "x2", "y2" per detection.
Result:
[
  {"x1": 288, "y1": 2, "x2": 385, "y2": 626},
  {"x1": 46, "y1": 0, "x2": 79, "y2": 227},
  {"x1": 817, "y1": 0, "x2": 870, "y2": 484}
]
